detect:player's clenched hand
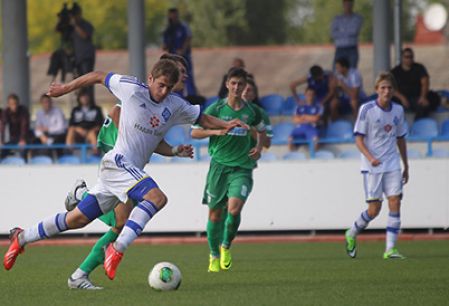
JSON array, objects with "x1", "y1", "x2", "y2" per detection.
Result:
[
  {"x1": 370, "y1": 158, "x2": 381, "y2": 167},
  {"x1": 172, "y1": 144, "x2": 194, "y2": 158},
  {"x1": 248, "y1": 147, "x2": 261, "y2": 160},
  {"x1": 47, "y1": 82, "x2": 68, "y2": 97},
  {"x1": 402, "y1": 167, "x2": 409, "y2": 185},
  {"x1": 227, "y1": 119, "x2": 249, "y2": 130}
]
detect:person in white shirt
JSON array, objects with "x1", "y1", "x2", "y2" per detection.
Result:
[
  {"x1": 333, "y1": 57, "x2": 366, "y2": 120},
  {"x1": 34, "y1": 94, "x2": 67, "y2": 146},
  {"x1": 344, "y1": 72, "x2": 409, "y2": 260},
  {"x1": 4, "y1": 59, "x2": 247, "y2": 280}
]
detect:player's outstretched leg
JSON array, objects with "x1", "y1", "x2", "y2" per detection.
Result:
[
  {"x1": 221, "y1": 211, "x2": 241, "y2": 270},
  {"x1": 345, "y1": 209, "x2": 376, "y2": 258},
  {"x1": 65, "y1": 179, "x2": 88, "y2": 211}
]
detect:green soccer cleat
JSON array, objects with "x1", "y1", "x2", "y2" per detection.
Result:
[
  {"x1": 208, "y1": 255, "x2": 220, "y2": 273},
  {"x1": 383, "y1": 248, "x2": 406, "y2": 259},
  {"x1": 220, "y1": 246, "x2": 232, "y2": 270},
  {"x1": 345, "y1": 229, "x2": 357, "y2": 258}
]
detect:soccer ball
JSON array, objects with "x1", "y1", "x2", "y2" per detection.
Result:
[{"x1": 148, "y1": 262, "x2": 182, "y2": 291}]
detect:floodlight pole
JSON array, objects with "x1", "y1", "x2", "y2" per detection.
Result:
[
  {"x1": 394, "y1": 0, "x2": 403, "y2": 66},
  {"x1": 1, "y1": 0, "x2": 30, "y2": 108},
  {"x1": 127, "y1": 0, "x2": 146, "y2": 82},
  {"x1": 373, "y1": 0, "x2": 391, "y2": 80}
]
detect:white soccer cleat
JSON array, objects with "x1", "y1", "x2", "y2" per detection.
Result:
[
  {"x1": 68, "y1": 276, "x2": 103, "y2": 290},
  {"x1": 64, "y1": 179, "x2": 88, "y2": 211}
]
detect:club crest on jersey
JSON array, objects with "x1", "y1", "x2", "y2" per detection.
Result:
[
  {"x1": 384, "y1": 124, "x2": 392, "y2": 132},
  {"x1": 162, "y1": 107, "x2": 172, "y2": 122},
  {"x1": 150, "y1": 115, "x2": 160, "y2": 128}
]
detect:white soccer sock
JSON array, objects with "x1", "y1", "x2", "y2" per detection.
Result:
[
  {"x1": 19, "y1": 212, "x2": 68, "y2": 246},
  {"x1": 386, "y1": 212, "x2": 401, "y2": 251},
  {"x1": 114, "y1": 200, "x2": 159, "y2": 253},
  {"x1": 71, "y1": 268, "x2": 88, "y2": 279},
  {"x1": 348, "y1": 210, "x2": 373, "y2": 237}
]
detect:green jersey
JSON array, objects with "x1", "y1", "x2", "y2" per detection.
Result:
[
  {"x1": 97, "y1": 116, "x2": 118, "y2": 153},
  {"x1": 204, "y1": 99, "x2": 265, "y2": 169}
]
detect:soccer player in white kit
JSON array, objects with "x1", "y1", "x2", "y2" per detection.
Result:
[
  {"x1": 3, "y1": 59, "x2": 247, "y2": 279},
  {"x1": 345, "y1": 72, "x2": 409, "y2": 259}
]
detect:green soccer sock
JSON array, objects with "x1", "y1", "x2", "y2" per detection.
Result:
[
  {"x1": 207, "y1": 219, "x2": 222, "y2": 258},
  {"x1": 222, "y1": 212, "x2": 241, "y2": 249},
  {"x1": 81, "y1": 191, "x2": 88, "y2": 200},
  {"x1": 79, "y1": 229, "x2": 118, "y2": 274}
]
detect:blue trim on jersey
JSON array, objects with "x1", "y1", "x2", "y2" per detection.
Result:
[
  {"x1": 359, "y1": 101, "x2": 376, "y2": 120},
  {"x1": 354, "y1": 132, "x2": 365, "y2": 136},
  {"x1": 78, "y1": 195, "x2": 103, "y2": 221},
  {"x1": 397, "y1": 133, "x2": 407, "y2": 139},
  {"x1": 125, "y1": 220, "x2": 143, "y2": 235},
  {"x1": 375, "y1": 100, "x2": 392, "y2": 112},
  {"x1": 119, "y1": 79, "x2": 149, "y2": 89},
  {"x1": 114, "y1": 154, "x2": 144, "y2": 181},
  {"x1": 38, "y1": 222, "x2": 48, "y2": 239},
  {"x1": 127, "y1": 177, "x2": 159, "y2": 202},
  {"x1": 104, "y1": 72, "x2": 114, "y2": 89}
]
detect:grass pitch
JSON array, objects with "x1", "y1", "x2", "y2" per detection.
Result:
[{"x1": 1, "y1": 240, "x2": 448, "y2": 306}]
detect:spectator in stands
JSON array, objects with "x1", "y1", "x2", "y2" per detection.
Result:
[
  {"x1": 333, "y1": 57, "x2": 366, "y2": 120},
  {"x1": 391, "y1": 47, "x2": 440, "y2": 120},
  {"x1": 289, "y1": 87, "x2": 323, "y2": 151},
  {"x1": 242, "y1": 78, "x2": 271, "y2": 148},
  {"x1": 218, "y1": 58, "x2": 255, "y2": 99},
  {"x1": 0, "y1": 94, "x2": 32, "y2": 158},
  {"x1": 162, "y1": 7, "x2": 197, "y2": 96},
  {"x1": 34, "y1": 94, "x2": 67, "y2": 156},
  {"x1": 70, "y1": 3, "x2": 96, "y2": 102},
  {"x1": 331, "y1": 0, "x2": 363, "y2": 69},
  {"x1": 66, "y1": 89, "x2": 104, "y2": 155}
]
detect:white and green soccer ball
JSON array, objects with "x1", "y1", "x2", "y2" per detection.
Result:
[{"x1": 148, "y1": 262, "x2": 182, "y2": 291}]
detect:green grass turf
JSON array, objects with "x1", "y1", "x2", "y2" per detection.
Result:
[{"x1": 1, "y1": 240, "x2": 449, "y2": 306}]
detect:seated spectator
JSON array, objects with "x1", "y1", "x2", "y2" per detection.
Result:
[
  {"x1": 242, "y1": 78, "x2": 271, "y2": 149},
  {"x1": 66, "y1": 90, "x2": 104, "y2": 155},
  {"x1": 0, "y1": 94, "x2": 32, "y2": 158},
  {"x1": 332, "y1": 57, "x2": 366, "y2": 120},
  {"x1": 391, "y1": 47, "x2": 440, "y2": 119},
  {"x1": 34, "y1": 94, "x2": 67, "y2": 156},
  {"x1": 289, "y1": 87, "x2": 323, "y2": 151},
  {"x1": 218, "y1": 58, "x2": 255, "y2": 99},
  {"x1": 289, "y1": 65, "x2": 336, "y2": 122}
]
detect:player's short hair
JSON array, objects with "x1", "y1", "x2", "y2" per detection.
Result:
[
  {"x1": 159, "y1": 53, "x2": 188, "y2": 70},
  {"x1": 40, "y1": 93, "x2": 51, "y2": 101},
  {"x1": 7, "y1": 93, "x2": 19, "y2": 102},
  {"x1": 151, "y1": 59, "x2": 180, "y2": 86},
  {"x1": 374, "y1": 72, "x2": 398, "y2": 90},
  {"x1": 401, "y1": 47, "x2": 414, "y2": 57},
  {"x1": 335, "y1": 57, "x2": 350, "y2": 69},
  {"x1": 309, "y1": 65, "x2": 323, "y2": 79},
  {"x1": 168, "y1": 7, "x2": 178, "y2": 14},
  {"x1": 226, "y1": 67, "x2": 248, "y2": 82}
]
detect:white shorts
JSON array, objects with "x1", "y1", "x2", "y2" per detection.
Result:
[
  {"x1": 89, "y1": 151, "x2": 149, "y2": 213},
  {"x1": 362, "y1": 170, "x2": 403, "y2": 202}
]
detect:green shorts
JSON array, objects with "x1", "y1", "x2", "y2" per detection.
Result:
[{"x1": 202, "y1": 160, "x2": 253, "y2": 209}]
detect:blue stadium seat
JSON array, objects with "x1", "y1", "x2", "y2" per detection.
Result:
[
  {"x1": 271, "y1": 122, "x2": 295, "y2": 145},
  {"x1": 150, "y1": 154, "x2": 166, "y2": 164},
  {"x1": 281, "y1": 96, "x2": 301, "y2": 116},
  {"x1": 29, "y1": 155, "x2": 53, "y2": 165},
  {"x1": 58, "y1": 155, "x2": 81, "y2": 165},
  {"x1": 431, "y1": 148, "x2": 449, "y2": 158},
  {"x1": 326, "y1": 120, "x2": 353, "y2": 140},
  {"x1": 407, "y1": 149, "x2": 423, "y2": 159},
  {"x1": 260, "y1": 94, "x2": 284, "y2": 116},
  {"x1": 282, "y1": 151, "x2": 306, "y2": 160},
  {"x1": 338, "y1": 150, "x2": 359, "y2": 159},
  {"x1": 440, "y1": 119, "x2": 449, "y2": 136},
  {"x1": 314, "y1": 150, "x2": 335, "y2": 160},
  {"x1": 259, "y1": 152, "x2": 277, "y2": 162},
  {"x1": 86, "y1": 155, "x2": 102, "y2": 164},
  {"x1": 1, "y1": 156, "x2": 26, "y2": 165},
  {"x1": 410, "y1": 118, "x2": 438, "y2": 138},
  {"x1": 165, "y1": 126, "x2": 188, "y2": 146}
]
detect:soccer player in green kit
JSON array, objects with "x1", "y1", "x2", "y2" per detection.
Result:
[
  {"x1": 191, "y1": 67, "x2": 267, "y2": 272},
  {"x1": 65, "y1": 54, "x2": 193, "y2": 289}
]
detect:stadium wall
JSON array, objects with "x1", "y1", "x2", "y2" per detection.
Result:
[{"x1": 0, "y1": 159, "x2": 448, "y2": 234}]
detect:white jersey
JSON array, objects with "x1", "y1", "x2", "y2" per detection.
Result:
[
  {"x1": 336, "y1": 68, "x2": 366, "y2": 100},
  {"x1": 105, "y1": 73, "x2": 201, "y2": 169},
  {"x1": 354, "y1": 100, "x2": 407, "y2": 174}
]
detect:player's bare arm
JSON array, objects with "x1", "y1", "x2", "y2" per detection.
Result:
[
  {"x1": 355, "y1": 135, "x2": 380, "y2": 166},
  {"x1": 47, "y1": 71, "x2": 108, "y2": 97},
  {"x1": 396, "y1": 137, "x2": 409, "y2": 184}
]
